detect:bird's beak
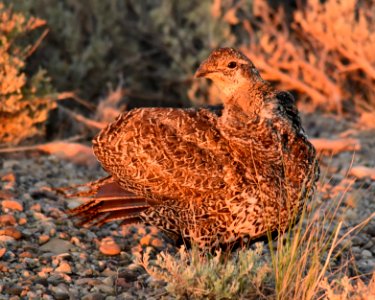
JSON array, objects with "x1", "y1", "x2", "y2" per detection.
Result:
[{"x1": 194, "y1": 60, "x2": 212, "y2": 78}]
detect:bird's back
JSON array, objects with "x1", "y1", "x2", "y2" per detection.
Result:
[{"x1": 93, "y1": 108, "x2": 234, "y2": 203}]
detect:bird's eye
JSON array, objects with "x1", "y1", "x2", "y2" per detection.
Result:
[{"x1": 227, "y1": 61, "x2": 237, "y2": 69}]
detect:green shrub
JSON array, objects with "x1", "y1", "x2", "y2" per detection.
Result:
[{"x1": 7, "y1": 0, "x2": 250, "y2": 107}]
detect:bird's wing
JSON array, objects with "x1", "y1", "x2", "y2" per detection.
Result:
[
  {"x1": 275, "y1": 91, "x2": 303, "y2": 134},
  {"x1": 92, "y1": 107, "x2": 232, "y2": 204},
  {"x1": 273, "y1": 90, "x2": 319, "y2": 200}
]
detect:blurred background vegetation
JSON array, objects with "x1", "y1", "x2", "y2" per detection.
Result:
[{"x1": 1, "y1": 0, "x2": 374, "y2": 146}]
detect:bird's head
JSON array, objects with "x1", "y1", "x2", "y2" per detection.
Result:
[{"x1": 195, "y1": 48, "x2": 264, "y2": 100}]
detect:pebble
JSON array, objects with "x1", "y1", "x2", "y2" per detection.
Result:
[
  {"x1": 19, "y1": 251, "x2": 34, "y2": 258},
  {"x1": 40, "y1": 238, "x2": 73, "y2": 254},
  {"x1": 0, "y1": 248, "x2": 6, "y2": 258},
  {"x1": 1, "y1": 200, "x2": 23, "y2": 212},
  {"x1": 0, "y1": 235, "x2": 16, "y2": 243},
  {"x1": 362, "y1": 249, "x2": 373, "y2": 258},
  {"x1": 18, "y1": 217, "x2": 27, "y2": 225},
  {"x1": 39, "y1": 235, "x2": 50, "y2": 244},
  {"x1": 50, "y1": 284, "x2": 70, "y2": 300},
  {"x1": 5, "y1": 285, "x2": 23, "y2": 296},
  {"x1": 366, "y1": 224, "x2": 375, "y2": 236},
  {"x1": 119, "y1": 292, "x2": 135, "y2": 300},
  {"x1": 55, "y1": 261, "x2": 72, "y2": 274},
  {"x1": 82, "y1": 293, "x2": 105, "y2": 300},
  {"x1": 140, "y1": 235, "x2": 152, "y2": 246},
  {"x1": 0, "y1": 214, "x2": 17, "y2": 226},
  {"x1": 96, "y1": 284, "x2": 114, "y2": 295},
  {"x1": 0, "y1": 227, "x2": 22, "y2": 240},
  {"x1": 99, "y1": 237, "x2": 121, "y2": 256}
]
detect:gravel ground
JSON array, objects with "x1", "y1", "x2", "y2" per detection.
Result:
[{"x1": 0, "y1": 113, "x2": 374, "y2": 299}]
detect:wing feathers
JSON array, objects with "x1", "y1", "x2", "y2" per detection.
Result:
[{"x1": 68, "y1": 182, "x2": 149, "y2": 227}]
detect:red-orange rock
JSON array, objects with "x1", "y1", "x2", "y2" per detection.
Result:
[
  {"x1": 151, "y1": 238, "x2": 164, "y2": 248},
  {"x1": 0, "y1": 214, "x2": 17, "y2": 226},
  {"x1": 139, "y1": 235, "x2": 152, "y2": 246},
  {"x1": 2, "y1": 200, "x2": 23, "y2": 212},
  {"x1": 19, "y1": 251, "x2": 33, "y2": 258},
  {"x1": 0, "y1": 248, "x2": 6, "y2": 258},
  {"x1": 18, "y1": 217, "x2": 27, "y2": 225},
  {"x1": 0, "y1": 227, "x2": 22, "y2": 240},
  {"x1": 99, "y1": 237, "x2": 121, "y2": 256},
  {"x1": 39, "y1": 234, "x2": 50, "y2": 244},
  {"x1": 55, "y1": 261, "x2": 72, "y2": 274}
]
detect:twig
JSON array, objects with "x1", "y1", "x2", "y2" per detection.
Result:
[
  {"x1": 26, "y1": 28, "x2": 49, "y2": 57},
  {"x1": 57, "y1": 92, "x2": 96, "y2": 111},
  {"x1": 0, "y1": 135, "x2": 84, "y2": 153},
  {"x1": 310, "y1": 138, "x2": 361, "y2": 155},
  {"x1": 59, "y1": 106, "x2": 106, "y2": 130}
]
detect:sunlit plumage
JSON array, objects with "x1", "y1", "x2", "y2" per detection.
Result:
[{"x1": 70, "y1": 48, "x2": 319, "y2": 249}]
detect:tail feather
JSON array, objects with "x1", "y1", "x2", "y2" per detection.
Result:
[{"x1": 67, "y1": 180, "x2": 150, "y2": 227}]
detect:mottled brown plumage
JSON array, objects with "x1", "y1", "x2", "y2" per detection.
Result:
[{"x1": 70, "y1": 48, "x2": 319, "y2": 249}]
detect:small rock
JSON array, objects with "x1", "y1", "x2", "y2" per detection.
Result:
[
  {"x1": 40, "y1": 238, "x2": 73, "y2": 254},
  {"x1": 119, "y1": 292, "x2": 134, "y2": 300},
  {"x1": 118, "y1": 268, "x2": 142, "y2": 282},
  {"x1": 352, "y1": 236, "x2": 366, "y2": 246},
  {"x1": 24, "y1": 258, "x2": 38, "y2": 268},
  {"x1": 96, "y1": 284, "x2": 114, "y2": 294},
  {"x1": 19, "y1": 251, "x2": 34, "y2": 258},
  {"x1": 51, "y1": 284, "x2": 70, "y2": 300},
  {"x1": 361, "y1": 249, "x2": 372, "y2": 258},
  {"x1": 140, "y1": 235, "x2": 152, "y2": 246},
  {"x1": 82, "y1": 293, "x2": 104, "y2": 300},
  {"x1": 32, "y1": 212, "x2": 49, "y2": 221},
  {"x1": 101, "y1": 268, "x2": 117, "y2": 277},
  {"x1": 366, "y1": 224, "x2": 375, "y2": 236},
  {"x1": 0, "y1": 262, "x2": 9, "y2": 272},
  {"x1": 0, "y1": 227, "x2": 22, "y2": 240},
  {"x1": 151, "y1": 238, "x2": 164, "y2": 248},
  {"x1": 1, "y1": 200, "x2": 23, "y2": 212},
  {"x1": 102, "y1": 276, "x2": 114, "y2": 286},
  {"x1": 76, "y1": 278, "x2": 102, "y2": 286},
  {"x1": 363, "y1": 240, "x2": 374, "y2": 250},
  {"x1": 22, "y1": 270, "x2": 31, "y2": 277},
  {"x1": 37, "y1": 267, "x2": 53, "y2": 278},
  {"x1": 55, "y1": 261, "x2": 72, "y2": 274},
  {"x1": 0, "y1": 190, "x2": 15, "y2": 200},
  {"x1": 99, "y1": 237, "x2": 121, "y2": 256},
  {"x1": 0, "y1": 214, "x2": 17, "y2": 226},
  {"x1": 0, "y1": 235, "x2": 15, "y2": 243},
  {"x1": 2, "y1": 160, "x2": 19, "y2": 169},
  {"x1": 18, "y1": 217, "x2": 27, "y2": 225},
  {"x1": 0, "y1": 248, "x2": 6, "y2": 258},
  {"x1": 6, "y1": 285, "x2": 23, "y2": 295},
  {"x1": 39, "y1": 235, "x2": 50, "y2": 245},
  {"x1": 357, "y1": 259, "x2": 375, "y2": 274},
  {"x1": 30, "y1": 203, "x2": 41, "y2": 212}
]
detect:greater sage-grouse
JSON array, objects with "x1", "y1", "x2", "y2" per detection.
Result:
[{"x1": 69, "y1": 48, "x2": 319, "y2": 249}]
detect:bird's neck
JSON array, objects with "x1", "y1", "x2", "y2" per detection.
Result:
[{"x1": 222, "y1": 81, "x2": 270, "y2": 122}]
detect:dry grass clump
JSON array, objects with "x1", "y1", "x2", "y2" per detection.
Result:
[
  {"x1": 0, "y1": 3, "x2": 56, "y2": 146},
  {"x1": 137, "y1": 243, "x2": 271, "y2": 300},
  {"x1": 320, "y1": 273, "x2": 375, "y2": 300},
  {"x1": 188, "y1": 0, "x2": 375, "y2": 118},
  {"x1": 240, "y1": 0, "x2": 375, "y2": 115}
]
